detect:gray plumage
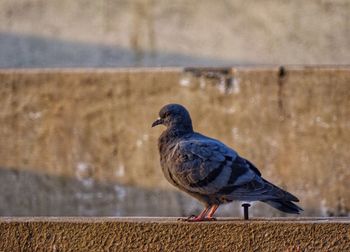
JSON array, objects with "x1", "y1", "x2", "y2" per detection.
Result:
[{"x1": 152, "y1": 104, "x2": 302, "y2": 216}]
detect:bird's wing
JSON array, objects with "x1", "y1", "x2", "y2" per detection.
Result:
[
  {"x1": 218, "y1": 177, "x2": 300, "y2": 202},
  {"x1": 168, "y1": 137, "x2": 261, "y2": 195},
  {"x1": 216, "y1": 159, "x2": 299, "y2": 202}
]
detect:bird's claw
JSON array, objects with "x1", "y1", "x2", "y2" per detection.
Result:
[
  {"x1": 178, "y1": 215, "x2": 196, "y2": 221},
  {"x1": 179, "y1": 216, "x2": 217, "y2": 222}
]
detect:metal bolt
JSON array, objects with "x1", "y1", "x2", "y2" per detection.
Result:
[{"x1": 242, "y1": 203, "x2": 251, "y2": 220}]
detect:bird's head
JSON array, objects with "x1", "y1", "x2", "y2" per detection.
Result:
[{"x1": 152, "y1": 104, "x2": 193, "y2": 132}]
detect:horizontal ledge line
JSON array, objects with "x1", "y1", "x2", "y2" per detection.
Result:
[{"x1": 1, "y1": 217, "x2": 349, "y2": 224}]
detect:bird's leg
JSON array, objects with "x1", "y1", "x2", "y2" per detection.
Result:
[
  {"x1": 183, "y1": 205, "x2": 211, "y2": 222},
  {"x1": 184, "y1": 204, "x2": 219, "y2": 222},
  {"x1": 205, "y1": 204, "x2": 219, "y2": 221}
]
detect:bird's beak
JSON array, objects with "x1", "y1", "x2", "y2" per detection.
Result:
[{"x1": 152, "y1": 118, "x2": 163, "y2": 127}]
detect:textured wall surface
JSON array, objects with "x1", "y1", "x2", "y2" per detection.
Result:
[
  {"x1": 0, "y1": 67, "x2": 349, "y2": 217},
  {"x1": 0, "y1": 0, "x2": 349, "y2": 67},
  {"x1": 0, "y1": 217, "x2": 349, "y2": 251}
]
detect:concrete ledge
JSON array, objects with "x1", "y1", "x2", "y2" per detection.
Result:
[{"x1": 1, "y1": 218, "x2": 349, "y2": 251}]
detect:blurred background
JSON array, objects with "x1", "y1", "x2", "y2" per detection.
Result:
[
  {"x1": 0, "y1": 0, "x2": 349, "y2": 218},
  {"x1": 1, "y1": 0, "x2": 349, "y2": 68}
]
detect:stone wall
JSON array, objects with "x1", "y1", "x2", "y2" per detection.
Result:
[
  {"x1": 1, "y1": 0, "x2": 349, "y2": 67},
  {"x1": 0, "y1": 67, "x2": 349, "y2": 217}
]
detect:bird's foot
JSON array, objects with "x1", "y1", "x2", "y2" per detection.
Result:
[
  {"x1": 180, "y1": 215, "x2": 217, "y2": 222},
  {"x1": 178, "y1": 215, "x2": 195, "y2": 221}
]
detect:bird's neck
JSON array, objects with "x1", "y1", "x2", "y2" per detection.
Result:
[
  {"x1": 158, "y1": 126, "x2": 193, "y2": 154},
  {"x1": 166, "y1": 123, "x2": 193, "y2": 137},
  {"x1": 170, "y1": 119, "x2": 193, "y2": 132}
]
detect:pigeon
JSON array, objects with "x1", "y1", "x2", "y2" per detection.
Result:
[{"x1": 152, "y1": 104, "x2": 302, "y2": 221}]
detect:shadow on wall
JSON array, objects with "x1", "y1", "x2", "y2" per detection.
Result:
[
  {"x1": 0, "y1": 166, "x2": 191, "y2": 217},
  {"x1": 0, "y1": 166, "x2": 305, "y2": 217},
  {"x1": 0, "y1": 32, "x2": 249, "y2": 68}
]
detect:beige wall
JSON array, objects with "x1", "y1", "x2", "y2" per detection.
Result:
[
  {"x1": 0, "y1": 67, "x2": 349, "y2": 217},
  {"x1": 0, "y1": 0, "x2": 349, "y2": 67}
]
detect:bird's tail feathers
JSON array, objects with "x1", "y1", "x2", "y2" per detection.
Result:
[
  {"x1": 262, "y1": 199, "x2": 303, "y2": 214},
  {"x1": 262, "y1": 178, "x2": 300, "y2": 202},
  {"x1": 260, "y1": 178, "x2": 302, "y2": 214}
]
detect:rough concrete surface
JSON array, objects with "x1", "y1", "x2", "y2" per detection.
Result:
[
  {"x1": 0, "y1": 0, "x2": 350, "y2": 67},
  {"x1": 0, "y1": 67, "x2": 349, "y2": 217},
  {"x1": 0, "y1": 217, "x2": 349, "y2": 251}
]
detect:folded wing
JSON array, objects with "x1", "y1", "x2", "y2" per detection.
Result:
[{"x1": 168, "y1": 136, "x2": 261, "y2": 196}]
